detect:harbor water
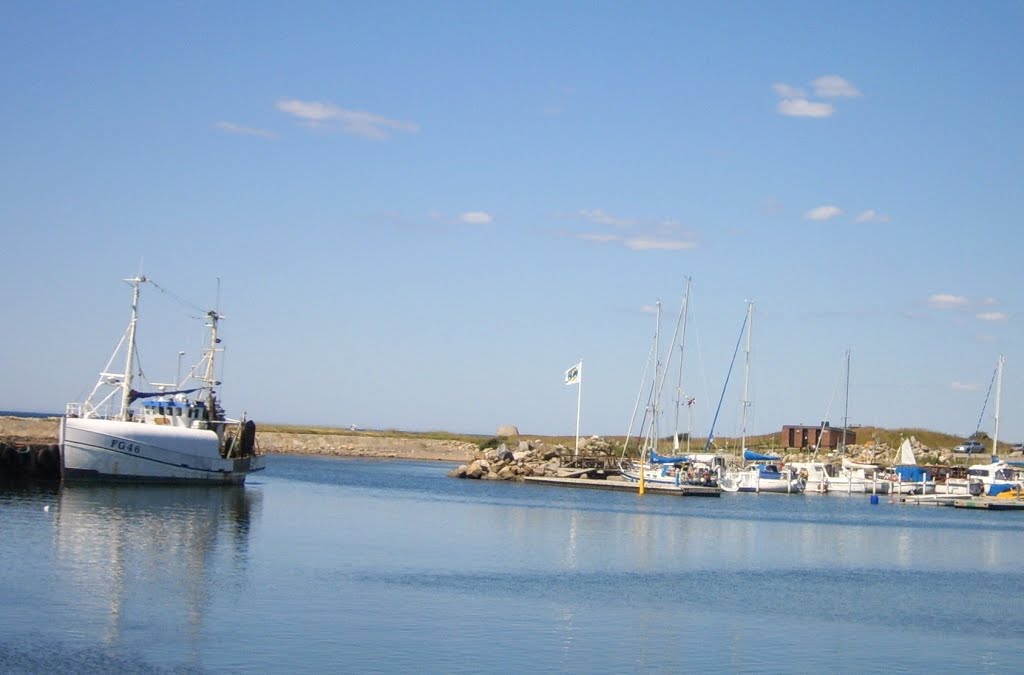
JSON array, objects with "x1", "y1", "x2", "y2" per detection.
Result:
[{"x1": 2, "y1": 455, "x2": 1023, "y2": 673}]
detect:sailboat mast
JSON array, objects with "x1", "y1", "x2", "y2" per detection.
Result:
[
  {"x1": 841, "y1": 348, "x2": 851, "y2": 453},
  {"x1": 993, "y1": 354, "x2": 1004, "y2": 455},
  {"x1": 117, "y1": 275, "x2": 145, "y2": 421},
  {"x1": 740, "y1": 301, "x2": 753, "y2": 453},
  {"x1": 651, "y1": 300, "x2": 662, "y2": 457},
  {"x1": 672, "y1": 278, "x2": 691, "y2": 451}
]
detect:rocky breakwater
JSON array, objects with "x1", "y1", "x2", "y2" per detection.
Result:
[
  {"x1": 448, "y1": 437, "x2": 616, "y2": 480},
  {"x1": 259, "y1": 431, "x2": 478, "y2": 461}
]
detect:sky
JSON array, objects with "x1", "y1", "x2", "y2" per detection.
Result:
[{"x1": 2, "y1": 1, "x2": 1023, "y2": 443}]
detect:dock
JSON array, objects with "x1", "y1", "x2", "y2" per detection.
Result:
[
  {"x1": 952, "y1": 497, "x2": 1024, "y2": 511},
  {"x1": 523, "y1": 475, "x2": 721, "y2": 497},
  {"x1": 898, "y1": 493, "x2": 1024, "y2": 510}
]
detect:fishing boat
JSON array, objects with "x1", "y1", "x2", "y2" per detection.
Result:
[{"x1": 59, "y1": 275, "x2": 264, "y2": 484}]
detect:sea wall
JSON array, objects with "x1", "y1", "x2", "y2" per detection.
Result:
[{"x1": 256, "y1": 431, "x2": 476, "y2": 461}]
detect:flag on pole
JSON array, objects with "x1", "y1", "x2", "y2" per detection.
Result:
[{"x1": 564, "y1": 361, "x2": 581, "y2": 385}]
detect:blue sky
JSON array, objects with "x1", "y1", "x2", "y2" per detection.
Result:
[{"x1": 2, "y1": 2, "x2": 1023, "y2": 443}]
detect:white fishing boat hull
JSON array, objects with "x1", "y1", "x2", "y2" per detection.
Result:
[{"x1": 60, "y1": 417, "x2": 264, "y2": 485}]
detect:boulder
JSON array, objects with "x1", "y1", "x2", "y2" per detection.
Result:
[
  {"x1": 465, "y1": 459, "x2": 488, "y2": 479},
  {"x1": 497, "y1": 425, "x2": 520, "y2": 437}
]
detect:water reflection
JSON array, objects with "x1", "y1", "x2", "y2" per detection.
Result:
[{"x1": 53, "y1": 485, "x2": 261, "y2": 664}]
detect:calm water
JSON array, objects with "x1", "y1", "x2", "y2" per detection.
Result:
[{"x1": 2, "y1": 456, "x2": 1023, "y2": 673}]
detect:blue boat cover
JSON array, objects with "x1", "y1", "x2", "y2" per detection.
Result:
[
  {"x1": 649, "y1": 449, "x2": 692, "y2": 464},
  {"x1": 892, "y1": 465, "x2": 930, "y2": 481},
  {"x1": 743, "y1": 449, "x2": 780, "y2": 462}
]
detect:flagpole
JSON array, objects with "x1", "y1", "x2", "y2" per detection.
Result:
[{"x1": 574, "y1": 360, "x2": 582, "y2": 457}]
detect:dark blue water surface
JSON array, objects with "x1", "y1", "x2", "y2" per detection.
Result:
[{"x1": 2, "y1": 455, "x2": 1023, "y2": 673}]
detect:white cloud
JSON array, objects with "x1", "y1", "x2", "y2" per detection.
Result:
[
  {"x1": 951, "y1": 381, "x2": 980, "y2": 392},
  {"x1": 976, "y1": 311, "x2": 1008, "y2": 322},
  {"x1": 276, "y1": 99, "x2": 419, "y2": 139},
  {"x1": 215, "y1": 121, "x2": 275, "y2": 138},
  {"x1": 640, "y1": 304, "x2": 660, "y2": 315},
  {"x1": 576, "y1": 233, "x2": 621, "y2": 244},
  {"x1": 579, "y1": 208, "x2": 635, "y2": 228},
  {"x1": 813, "y1": 75, "x2": 862, "y2": 98},
  {"x1": 459, "y1": 211, "x2": 493, "y2": 225},
  {"x1": 569, "y1": 209, "x2": 698, "y2": 252},
  {"x1": 772, "y1": 83, "x2": 805, "y2": 98},
  {"x1": 928, "y1": 294, "x2": 969, "y2": 309},
  {"x1": 777, "y1": 98, "x2": 835, "y2": 118},
  {"x1": 623, "y1": 237, "x2": 696, "y2": 251},
  {"x1": 855, "y1": 209, "x2": 890, "y2": 223},
  {"x1": 804, "y1": 205, "x2": 842, "y2": 221}
]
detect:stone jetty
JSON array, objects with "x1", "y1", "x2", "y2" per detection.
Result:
[{"x1": 448, "y1": 436, "x2": 617, "y2": 481}]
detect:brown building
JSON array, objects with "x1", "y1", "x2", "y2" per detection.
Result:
[{"x1": 781, "y1": 423, "x2": 856, "y2": 450}]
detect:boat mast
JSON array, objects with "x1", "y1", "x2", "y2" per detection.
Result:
[
  {"x1": 202, "y1": 309, "x2": 223, "y2": 415},
  {"x1": 739, "y1": 301, "x2": 753, "y2": 453},
  {"x1": 649, "y1": 299, "x2": 662, "y2": 459},
  {"x1": 993, "y1": 354, "x2": 1004, "y2": 456},
  {"x1": 841, "y1": 348, "x2": 851, "y2": 453},
  {"x1": 117, "y1": 275, "x2": 146, "y2": 421},
  {"x1": 672, "y1": 278, "x2": 692, "y2": 451}
]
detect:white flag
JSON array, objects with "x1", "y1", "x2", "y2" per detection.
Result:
[{"x1": 564, "y1": 361, "x2": 581, "y2": 385}]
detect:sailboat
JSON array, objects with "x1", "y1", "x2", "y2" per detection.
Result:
[
  {"x1": 618, "y1": 281, "x2": 725, "y2": 492},
  {"x1": 790, "y1": 350, "x2": 890, "y2": 494},
  {"x1": 947, "y1": 355, "x2": 1023, "y2": 497},
  {"x1": 884, "y1": 439, "x2": 935, "y2": 495},
  {"x1": 60, "y1": 275, "x2": 265, "y2": 484},
  {"x1": 717, "y1": 302, "x2": 804, "y2": 494}
]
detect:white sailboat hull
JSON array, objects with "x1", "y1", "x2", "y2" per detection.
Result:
[
  {"x1": 60, "y1": 417, "x2": 264, "y2": 485},
  {"x1": 720, "y1": 469, "x2": 804, "y2": 494}
]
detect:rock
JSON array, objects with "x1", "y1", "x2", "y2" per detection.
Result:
[
  {"x1": 542, "y1": 447, "x2": 562, "y2": 460},
  {"x1": 466, "y1": 459, "x2": 488, "y2": 479},
  {"x1": 497, "y1": 425, "x2": 520, "y2": 437}
]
